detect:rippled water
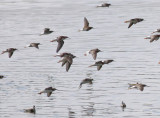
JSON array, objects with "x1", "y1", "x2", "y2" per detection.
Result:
[{"x1": 1, "y1": 0, "x2": 160, "y2": 118}]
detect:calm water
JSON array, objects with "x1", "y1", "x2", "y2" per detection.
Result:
[{"x1": 1, "y1": 0, "x2": 160, "y2": 118}]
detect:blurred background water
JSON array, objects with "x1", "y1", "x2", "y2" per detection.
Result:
[{"x1": 1, "y1": 0, "x2": 160, "y2": 118}]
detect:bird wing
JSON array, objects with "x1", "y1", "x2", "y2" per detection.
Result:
[
  {"x1": 44, "y1": 28, "x2": 49, "y2": 33},
  {"x1": 150, "y1": 36, "x2": 156, "y2": 43},
  {"x1": 33, "y1": 44, "x2": 39, "y2": 49},
  {"x1": 67, "y1": 57, "x2": 73, "y2": 64},
  {"x1": 138, "y1": 85, "x2": 144, "y2": 91},
  {"x1": 62, "y1": 60, "x2": 67, "y2": 67},
  {"x1": 56, "y1": 40, "x2": 64, "y2": 53},
  {"x1": 104, "y1": 60, "x2": 113, "y2": 64},
  {"x1": 79, "y1": 82, "x2": 83, "y2": 88},
  {"x1": 90, "y1": 51, "x2": 97, "y2": 60},
  {"x1": 84, "y1": 17, "x2": 89, "y2": 28},
  {"x1": 128, "y1": 22, "x2": 133, "y2": 28},
  {"x1": 97, "y1": 65, "x2": 102, "y2": 71},
  {"x1": 47, "y1": 92, "x2": 52, "y2": 97},
  {"x1": 9, "y1": 52, "x2": 13, "y2": 58},
  {"x1": 66, "y1": 62, "x2": 71, "y2": 72}
]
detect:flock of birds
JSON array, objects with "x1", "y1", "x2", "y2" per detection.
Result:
[{"x1": 1, "y1": 1, "x2": 160, "y2": 116}]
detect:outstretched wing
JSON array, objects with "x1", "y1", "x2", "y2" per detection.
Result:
[
  {"x1": 91, "y1": 52, "x2": 97, "y2": 60},
  {"x1": 47, "y1": 92, "x2": 52, "y2": 97},
  {"x1": 66, "y1": 62, "x2": 71, "y2": 72},
  {"x1": 84, "y1": 17, "x2": 89, "y2": 28},
  {"x1": 9, "y1": 52, "x2": 13, "y2": 58},
  {"x1": 34, "y1": 44, "x2": 39, "y2": 49},
  {"x1": 97, "y1": 65, "x2": 102, "y2": 71},
  {"x1": 128, "y1": 22, "x2": 133, "y2": 28},
  {"x1": 56, "y1": 40, "x2": 64, "y2": 53}
]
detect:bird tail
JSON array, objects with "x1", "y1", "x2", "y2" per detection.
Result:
[
  {"x1": 58, "y1": 59, "x2": 63, "y2": 63},
  {"x1": 124, "y1": 20, "x2": 130, "y2": 23},
  {"x1": 144, "y1": 36, "x2": 150, "y2": 39},
  {"x1": 38, "y1": 91, "x2": 43, "y2": 94},
  {"x1": 50, "y1": 39, "x2": 57, "y2": 42},
  {"x1": 1, "y1": 51, "x2": 7, "y2": 54},
  {"x1": 152, "y1": 31, "x2": 156, "y2": 34},
  {"x1": 88, "y1": 64, "x2": 95, "y2": 67}
]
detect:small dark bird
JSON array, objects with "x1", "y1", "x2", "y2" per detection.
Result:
[
  {"x1": 144, "y1": 35, "x2": 160, "y2": 42},
  {"x1": 40, "y1": 28, "x2": 53, "y2": 35},
  {"x1": 121, "y1": 101, "x2": 126, "y2": 111},
  {"x1": 0, "y1": 75, "x2": 4, "y2": 79},
  {"x1": 58, "y1": 55, "x2": 75, "y2": 72},
  {"x1": 81, "y1": 17, "x2": 93, "y2": 31},
  {"x1": 24, "y1": 105, "x2": 36, "y2": 114},
  {"x1": 51, "y1": 36, "x2": 69, "y2": 53},
  {"x1": 124, "y1": 18, "x2": 144, "y2": 28},
  {"x1": 97, "y1": 3, "x2": 111, "y2": 7},
  {"x1": 128, "y1": 82, "x2": 148, "y2": 91},
  {"x1": 1, "y1": 48, "x2": 17, "y2": 58},
  {"x1": 54, "y1": 52, "x2": 76, "y2": 58},
  {"x1": 152, "y1": 29, "x2": 160, "y2": 34},
  {"x1": 25, "y1": 43, "x2": 41, "y2": 49},
  {"x1": 38, "y1": 87, "x2": 56, "y2": 97},
  {"x1": 89, "y1": 60, "x2": 114, "y2": 71},
  {"x1": 84, "y1": 48, "x2": 102, "y2": 60},
  {"x1": 79, "y1": 78, "x2": 93, "y2": 88}
]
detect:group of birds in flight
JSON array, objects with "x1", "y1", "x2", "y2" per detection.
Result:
[{"x1": 2, "y1": 1, "x2": 159, "y2": 115}]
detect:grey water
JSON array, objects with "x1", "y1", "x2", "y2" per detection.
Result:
[{"x1": 1, "y1": 0, "x2": 160, "y2": 118}]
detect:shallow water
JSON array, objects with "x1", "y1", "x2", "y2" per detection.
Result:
[{"x1": 1, "y1": 0, "x2": 160, "y2": 118}]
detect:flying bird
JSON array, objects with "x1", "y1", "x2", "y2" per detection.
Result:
[
  {"x1": 54, "y1": 52, "x2": 76, "y2": 58},
  {"x1": 58, "y1": 54, "x2": 76, "y2": 72},
  {"x1": 25, "y1": 43, "x2": 41, "y2": 49},
  {"x1": 124, "y1": 18, "x2": 144, "y2": 28},
  {"x1": 89, "y1": 60, "x2": 114, "y2": 71},
  {"x1": 38, "y1": 87, "x2": 56, "y2": 97},
  {"x1": 152, "y1": 28, "x2": 160, "y2": 34},
  {"x1": 40, "y1": 28, "x2": 53, "y2": 35},
  {"x1": 1, "y1": 48, "x2": 17, "y2": 58},
  {"x1": 81, "y1": 17, "x2": 93, "y2": 31},
  {"x1": 144, "y1": 35, "x2": 160, "y2": 42},
  {"x1": 51, "y1": 36, "x2": 69, "y2": 53},
  {"x1": 84, "y1": 48, "x2": 102, "y2": 60},
  {"x1": 79, "y1": 78, "x2": 93, "y2": 88},
  {"x1": 97, "y1": 3, "x2": 111, "y2": 7},
  {"x1": 128, "y1": 82, "x2": 148, "y2": 91}
]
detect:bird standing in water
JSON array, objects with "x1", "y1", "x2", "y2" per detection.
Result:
[
  {"x1": 121, "y1": 101, "x2": 126, "y2": 111},
  {"x1": 24, "y1": 105, "x2": 36, "y2": 114}
]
